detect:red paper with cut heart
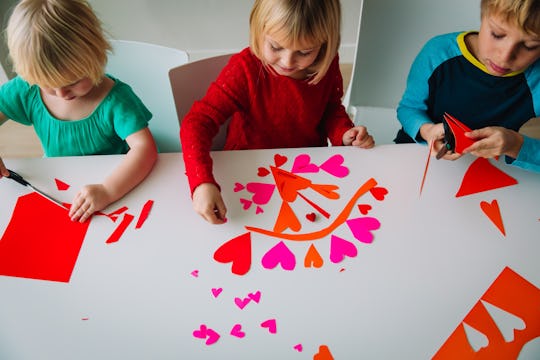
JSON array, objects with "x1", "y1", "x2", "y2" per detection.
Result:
[{"x1": 443, "y1": 113, "x2": 476, "y2": 154}]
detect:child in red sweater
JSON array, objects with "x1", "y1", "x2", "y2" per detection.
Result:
[{"x1": 180, "y1": 0, "x2": 374, "y2": 224}]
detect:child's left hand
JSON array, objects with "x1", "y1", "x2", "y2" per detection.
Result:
[
  {"x1": 69, "y1": 184, "x2": 112, "y2": 223},
  {"x1": 463, "y1": 126, "x2": 524, "y2": 159},
  {"x1": 343, "y1": 126, "x2": 375, "y2": 148}
]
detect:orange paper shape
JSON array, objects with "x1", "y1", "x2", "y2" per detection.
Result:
[
  {"x1": 271, "y1": 166, "x2": 311, "y2": 202},
  {"x1": 456, "y1": 158, "x2": 518, "y2": 197},
  {"x1": 433, "y1": 267, "x2": 540, "y2": 359},
  {"x1": 444, "y1": 113, "x2": 475, "y2": 154},
  {"x1": 274, "y1": 201, "x2": 301, "y2": 233},
  {"x1": 480, "y1": 200, "x2": 506, "y2": 236},
  {"x1": 0, "y1": 193, "x2": 91, "y2": 282},
  {"x1": 304, "y1": 244, "x2": 324, "y2": 268},
  {"x1": 314, "y1": 345, "x2": 335, "y2": 360}
]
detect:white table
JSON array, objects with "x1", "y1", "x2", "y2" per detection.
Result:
[{"x1": 0, "y1": 144, "x2": 539, "y2": 359}]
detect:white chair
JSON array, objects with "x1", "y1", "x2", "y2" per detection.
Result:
[
  {"x1": 169, "y1": 54, "x2": 233, "y2": 150},
  {"x1": 106, "y1": 40, "x2": 189, "y2": 152},
  {"x1": 0, "y1": 63, "x2": 8, "y2": 85}
]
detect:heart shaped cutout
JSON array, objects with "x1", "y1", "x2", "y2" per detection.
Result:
[
  {"x1": 320, "y1": 154, "x2": 349, "y2": 178},
  {"x1": 370, "y1": 187, "x2": 388, "y2": 201},
  {"x1": 274, "y1": 154, "x2": 288, "y2": 167},
  {"x1": 213, "y1": 232, "x2": 252, "y2": 275},
  {"x1": 346, "y1": 217, "x2": 381, "y2": 244},
  {"x1": 230, "y1": 324, "x2": 246, "y2": 338},
  {"x1": 234, "y1": 297, "x2": 251, "y2": 310},
  {"x1": 310, "y1": 184, "x2": 340, "y2": 199},
  {"x1": 248, "y1": 291, "x2": 261, "y2": 303},
  {"x1": 246, "y1": 182, "x2": 275, "y2": 205},
  {"x1": 240, "y1": 198, "x2": 252, "y2": 210},
  {"x1": 233, "y1": 182, "x2": 245, "y2": 192},
  {"x1": 260, "y1": 319, "x2": 277, "y2": 334},
  {"x1": 291, "y1": 154, "x2": 320, "y2": 173},
  {"x1": 358, "y1": 204, "x2": 372, "y2": 215},
  {"x1": 261, "y1": 241, "x2": 296, "y2": 271},
  {"x1": 304, "y1": 244, "x2": 324, "y2": 268},
  {"x1": 306, "y1": 212, "x2": 316, "y2": 222},
  {"x1": 257, "y1": 167, "x2": 270, "y2": 177},
  {"x1": 211, "y1": 288, "x2": 223, "y2": 298},
  {"x1": 330, "y1": 235, "x2": 358, "y2": 263},
  {"x1": 480, "y1": 200, "x2": 505, "y2": 236},
  {"x1": 314, "y1": 345, "x2": 334, "y2": 360}
]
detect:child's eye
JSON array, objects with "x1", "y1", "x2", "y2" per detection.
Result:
[
  {"x1": 270, "y1": 44, "x2": 282, "y2": 52},
  {"x1": 298, "y1": 50, "x2": 313, "y2": 57},
  {"x1": 523, "y1": 43, "x2": 540, "y2": 51},
  {"x1": 491, "y1": 32, "x2": 504, "y2": 39}
]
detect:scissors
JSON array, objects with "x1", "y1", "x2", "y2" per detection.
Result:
[
  {"x1": 435, "y1": 117, "x2": 455, "y2": 160},
  {"x1": 6, "y1": 169, "x2": 68, "y2": 210}
]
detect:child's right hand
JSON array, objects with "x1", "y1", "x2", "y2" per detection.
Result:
[
  {"x1": 69, "y1": 184, "x2": 113, "y2": 223},
  {"x1": 192, "y1": 183, "x2": 227, "y2": 224},
  {"x1": 0, "y1": 157, "x2": 8, "y2": 178},
  {"x1": 420, "y1": 123, "x2": 462, "y2": 160}
]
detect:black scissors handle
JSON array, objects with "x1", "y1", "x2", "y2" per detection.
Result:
[{"x1": 6, "y1": 169, "x2": 30, "y2": 186}]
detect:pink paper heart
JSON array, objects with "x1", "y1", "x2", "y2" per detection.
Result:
[
  {"x1": 248, "y1": 291, "x2": 261, "y2": 303},
  {"x1": 291, "y1": 154, "x2": 320, "y2": 173},
  {"x1": 193, "y1": 324, "x2": 220, "y2": 345},
  {"x1": 234, "y1": 297, "x2": 251, "y2": 310},
  {"x1": 240, "y1": 198, "x2": 252, "y2": 210},
  {"x1": 211, "y1": 288, "x2": 223, "y2": 298},
  {"x1": 190, "y1": 270, "x2": 199, "y2": 277},
  {"x1": 330, "y1": 235, "x2": 358, "y2": 263},
  {"x1": 193, "y1": 324, "x2": 207, "y2": 339},
  {"x1": 261, "y1": 241, "x2": 296, "y2": 271},
  {"x1": 320, "y1": 154, "x2": 349, "y2": 178},
  {"x1": 346, "y1": 217, "x2": 381, "y2": 244},
  {"x1": 246, "y1": 182, "x2": 276, "y2": 205},
  {"x1": 260, "y1": 319, "x2": 277, "y2": 334},
  {"x1": 293, "y1": 344, "x2": 303, "y2": 352},
  {"x1": 230, "y1": 324, "x2": 246, "y2": 338},
  {"x1": 233, "y1": 182, "x2": 245, "y2": 192},
  {"x1": 255, "y1": 206, "x2": 264, "y2": 214}
]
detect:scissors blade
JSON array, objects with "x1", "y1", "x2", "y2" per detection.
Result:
[{"x1": 28, "y1": 184, "x2": 69, "y2": 210}]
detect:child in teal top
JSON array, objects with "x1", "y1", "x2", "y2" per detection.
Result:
[{"x1": 0, "y1": 0, "x2": 158, "y2": 222}]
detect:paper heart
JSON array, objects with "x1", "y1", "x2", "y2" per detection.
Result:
[
  {"x1": 370, "y1": 187, "x2": 388, "y2": 201},
  {"x1": 310, "y1": 184, "x2": 340, "y2": 199},
  {"x1": 293, "y1": 344, "x2": 303, "y2": 352},
  {"x1": 304, "y1": 244, "x2": 324, "y2": 268},
  {"x1": 248, "y1": 291, "x2": 261, "y2": 303},
  {"x1": 330, "y1": 235, "x2": 358, "y2": 263},
  {"x1": 213, "y1": 232, "x2": 252, "y2": 275},
  {"x1": 233, "y1": 183, "x2": 245, "y2": 192},
  {"x1": 230, "y1": 324, "x2": 246, "y2": 338},
  {"x1": 346, "y1": 217, "x2": 381, "y2": 244},
  {"x1": 190, "y1": 270, "x2": 199, "y2": 277},
  {"x1": 240, "y1": 198, "x2": 252, "y2": 210},
  {"x1": 274, "y1": 154, "x2": 288, "y2": 167},
  {"x1": 274, "y1": 201, "x2": 301, "y2": 233},
  {"x1": 314, "y1": 345, "x2": 334, "y2": 360},
  {"x1": 260, "y1": 319, "x2": 277, "y2": 334},
  {"x1": 306, "y1": 213, "x2": 316, "y2": 222},
  {"x1": 480, "y1": 200, "x2": 505, "y2": 236},
  {"x1": 256, "y1": 206, "x2": 264, "y2": 214},
  {"x1": 193, "y1": 324, "x2": 220, "y2": 345},
  {"x1": 193, "y1": 324, "x2": 208, "y2": 339},
  {"x1": 358, "y1": 204, "x2": 372, "y2": 215},
  {"x1": 55, "y1": 178, "x2": 70, "y2": 191},
  {"x1": 246, "y1": 182, "x2": 276, "y2": 205},
  {"x1": 234, "y1": 297, "x2": 251, "y2": 310},
  {"x1": 291, "y1": 154, "x2": 319, "y2": 173},
  {"x1": 261, "y1": 241, "x2": 296, "y2": 271},
  {"x1": 211, "y1": 288, "x2": 223, "y2": 298},
  {"x1": 258, "y1": 167, "x2": 270, "y2": 177},
  {"x1": 320, "y1": 154, "x2": 349, "y2": 178}
]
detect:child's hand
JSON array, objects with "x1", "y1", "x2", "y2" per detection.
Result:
[
  {"x1": 420, "y1": 123, "x2": 461, "y2": 160},
  {"x1": 0, "y1": 157, "x2": 9, "y2": 178},
  {"x1": 343, "y1": 126, "x2": 375, "y2": 148},
  {"x1": 69, "y1": 184, "x2": 113, "y2": 223},
  {"x1": 192, "y1": 183, "x2": 227, "y2": 224},
  {"x1": 463, "y1": 126, "x2": 524, "y2": 159}
]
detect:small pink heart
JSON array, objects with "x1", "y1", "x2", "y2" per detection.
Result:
[
  {"x1": 205, "y1": 328, "x2": 220, "y2": 345},
  {"x1": 211, "y1": 288, "x2": 223, "y2": 298},
  {"x1": 190, "y1": 270, "x2": 199, "y2": 277},
  {"x1": 255, "y1": 206, "x2": 264, "y2": 214},
  {"x1": 261, "y1": 241, "x2": 296, "y2": 271},
  {"x1": 233, "y1": 183, "x2": 245, "y2": 192},
  {"x1": 193, "y1": 324, "x2": 207, "y2": 339},
  {"x1": 240, "y1": 198, "x2": 252, "y2": 210},
  {"x1": 358, "y1": 204, "x2": 372, "y2": 215},
  {"x1": 346, "y1": 217, "x2": 381, "y2": 243},
  {"x1": 293, "y1": 344, "x2": 303, "y2": 352},
  {"x1": 330, "y1": 235, "x2": 358, "y2": 263},
  {"x1": 234, "y1": 297, "x2": 251, "y2": 310},
  {"x1": 230, "y1": 324, "x2": 246, "y2": 338},
  {"x1": 248, "y1": 291, "x2": 261, "y2": 303},
  {"x1": 291, "y1": 154, "x2": 320, "y2": 173},
  {"x1": 260, "y1": 319, "x2": 277, "y2": 334},
  {"x1": 320, "y1": 154, "x2": 349, "y2": 178},
  {"x1": 246, "y1": 182, "x2": 275, "y2": 205},
  {"x1": 370, "y1": 187, "x2": 388, "y2": 201}
]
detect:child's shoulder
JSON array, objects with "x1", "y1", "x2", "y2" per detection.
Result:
[{"x1": 423, "y1": 31, "x2": 464, "y2": 51}]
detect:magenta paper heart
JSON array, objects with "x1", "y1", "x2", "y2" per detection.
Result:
[
  {"x1": 230, "y1": 324, "x2": 246, "y2": 338},
  {"x1": 294, "y1": 344, "x2": 303, "y2": 352},
  {"x1": 190, "y1": 270, "x2": 199, "y2": 277},
  {"x1": 256, "y1": 206, "x2": 264, "y2": 214},
  {"x1": 240, "y1": 198, "x2": 252, "y2": 210},
  {"x1": 329, "y1": 235, "x2": 358, "y2": 263},
  {"x1": 234, "y1": 297, "x2": 251, "y2": 310},
  {"x1": 233, "y1": 182, "x2": 245, "y2": 192},
  {"x1": 346, "y1": 217, "x2": 381, "y2": 243},
  {"x1": 260, "y1": 319, "x2": 277, "y2": 334},
  {"x1": 193, "y1": 324, "x2": 207, "y2": 339},
  {"x1": 261, "y1": 241, "x2": 296, "y2": 271},
  {"x1": 246, "y1": 182, "x2": 275, "y2": 205},
  {"x1": 248, "y1": 291, "x2": 261, "y2": 303},
  {"x1": 320, "y1": 154, "x2": 349, "y2": 178},
  {"x1": 291, "y1": 154, "x2": 320, "y2": 173},
  {"x1": 193, "y1": 324, "x2": 220, "y2": 345},
  {"x1": 211, "y1": 288, "x2": 223, "y2": 298}
]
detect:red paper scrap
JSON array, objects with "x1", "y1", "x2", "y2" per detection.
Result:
[
  {"x1": 54, "y1": 178, "x2": 70, "y2": 191},
  {"x1": 105, "y1": 213, "x2": 134, "y2": 244},
  {"x1": 135, "y1": 200, "x2": 154, "y2": 229},
  {"x1": 456, "y1": 158, "x2": 518, "y2": 197}
]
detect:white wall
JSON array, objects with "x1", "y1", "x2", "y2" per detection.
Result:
[{"x1": 88, "y1": 0, "x2": 362, "y2": 62}]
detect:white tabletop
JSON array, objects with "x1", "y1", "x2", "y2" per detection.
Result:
[{"x1": 0, "y1": 144, "x2": 539, "y2": 359}]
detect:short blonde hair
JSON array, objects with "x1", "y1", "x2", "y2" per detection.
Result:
[
  {"x1": 6, "y1": 0, "x2": 111, "y2": 88},
  {"x1": 249, "y1": 0, "x2": 341, "y2": 84},
  {"x1": 481, "y1": 0, "x2": 540, "y2": 36}
]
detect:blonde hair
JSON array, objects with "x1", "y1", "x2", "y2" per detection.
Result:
[
  {"x1": 481, "y1": 0, "x2": 540, "y2": 36},
  {"x1": 249, "y1": 0, "x2": 341, "y2": 84},
  {"x1": 6, "y1": 0, "x2": 111, "y2": 88}
]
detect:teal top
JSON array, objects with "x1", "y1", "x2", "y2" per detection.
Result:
[{"x1": 0, "y1": 75, "x2": 151, "y2": 157}]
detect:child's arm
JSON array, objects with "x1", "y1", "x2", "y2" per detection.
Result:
[{"x1": 69, "y1": 127, "x2": 157, "y2": 222}]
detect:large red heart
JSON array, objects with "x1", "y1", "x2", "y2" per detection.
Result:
[{"x1": 213, "y1": 232, "x2": 252, "y2": 275}]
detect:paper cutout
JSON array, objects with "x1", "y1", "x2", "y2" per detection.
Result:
[
  {"x1": 480, "y1": 200, "x2": 506, "y2": 236},
  {"x1": 346, "y1": 217, "x2": 381, "y2": 244},
  {"x1": 319, "y1": 154, "x2": 349, "y2": 178},
  {"x1": 293, "y1": 344, "x2": 303, "y2": 352},
  {"x1": 248, "y1": 291, "x2": 261, "y2": 303},
  {"x1": 271, "y1": 166, "x2": 312, "y2": 202},
  {"x1": 54, "y1": 178, "x2": 70, "y2": 191},
  {"x1": 260, "y1": 319, "x2": 277, "y2": 334},
  {"x1": 257, "y1": 167, "x2": 270, "y2": 177},
  {"x1": 0, "y1": 192, "x2": 90, "y2": 282},
  {"x1": 234, "y1": 297, "x2": 251, "y2": 310},
  {"x1": 306, "y1": 212, "x2": 316, "y2": 222},
  {"x1": 191, "y1": 270, "x2": 199, "y2": 277},
  {"x1": 304, "y1": 244, "x2": 324, "y2": 268},
  {"x1": 193, "y1": 324, "x2": 220, "y2": 345},
  {"x1": 433, "y1": 267, "x2": 540, "y2": 359},
  {"x1": 443, "y1": 113, "x2": 475, "y2": 154},
  {"x1": 358, "y1": 204, "x2": 372, "y2": 215},
  {"x1": 370, "y1": 186, "x2": 388, "y2": 201},
  {"x1": 211, "y1": 288, "x2": 223, "y2": 298},
  {"x1": 230, "y1": 324, "x2": 246, "y2": 338},
  {"x1": 234, "y1": 182, "x2": 245, "y2": 192},
  {"x1": 261, "y1": 241, "x2": 296, "y2": 271},
  {"x1": 329, "y1": 235, "x2": 358, "y2": 263},
  {"x1": 240, "y1": 198, "x2": 252, "y2": 210},
  {"x1": 298, "y1": 192, "x2": 331, "y2": 218},
  {"x1": 420, "y1": 140, "x2": 434, "y2": 196},
  {"x1": 314, "y1": 345, "x2": 334, "y2": 360},
  {"x1": 105, "y1": 213, "x2": 134, "y2": 244},
  {"x1": 274, "y1": 201, "x2": 301, "y2": 233},
  {"x1": 246, "y1": 182, "x2": 275, "y2": 205},
  {"x1": 456, "y1": 158, "x2": 518, "y2": 197},
  {"x1": 274, "y1": 154, "x2": 287, "y2": 167},
  {"x1": 462, "y1": 323, "x2": 489, "y2": 352},
  {"x1": 291, "y1": 154, "x2": 320, "y2": 173},
  {"x1": 135, "y1": 200, "x2": 153, "y2": 229},
  {"x1": 213, "y1": 232, "x2": 252, "y2": 275}
]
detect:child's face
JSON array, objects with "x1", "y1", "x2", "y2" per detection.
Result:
[
  {"x1": 477, "y1": 13, "x2": 540, "y2": 76},
  {"x1": 41, "y1": 77, "x2": 95, "y2": 101},
  {"x1": 261, "y1": 34, "x2": 321, "y2": 80}
]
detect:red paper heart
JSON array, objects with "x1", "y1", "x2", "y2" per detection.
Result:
[
  {"x1": 480, "y1": 199, "x2": 506, "y2": 236},
  {"x1": 213, "y1": 232, "x2": 252, "y2": 275},
  {"x1": 358, "y1": 204, "x2": 372, "y2": 215},
  {"x1": 306, "y1": 212, "x2": 316, "y2": 222},
  {"x1": 370, "y1": 187, "x2": 388, "y2": 201},
  {"x1": 257, "y1": 167, "x2": 270, "y2": 177},
  {"x1": 233, "y1": 182, "x2": 245, "y2": 192},
  {"x1": 274, "y1": 154, "x2": 288, "y2": 167}
]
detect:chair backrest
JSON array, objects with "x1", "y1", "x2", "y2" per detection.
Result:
[
  {"x1": 0, "y1": 63, "x2": 8, "y2": 85},
  {"x1": 106, "y1": 40, "x2": 189, "y2": 152},
  {"x1": 169, "y1": 54, "x2": 233, "y2": 150}
]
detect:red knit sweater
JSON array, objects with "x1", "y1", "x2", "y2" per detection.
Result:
[{"x1": 180, "y1": 47, "x2": 354, "y2": 193}]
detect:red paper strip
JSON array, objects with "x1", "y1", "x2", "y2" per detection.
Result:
[
  {"x1": 135, "y1": 200, "x2": 154, "y2": 229},
  {"x1": 54, "y1": 178, "x2": 70, "y2": 191},
  {"x1": 105, "y1": 213, "x2": 134, "y2": 244}
]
